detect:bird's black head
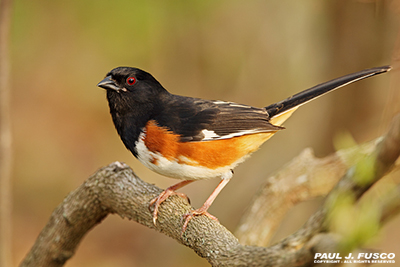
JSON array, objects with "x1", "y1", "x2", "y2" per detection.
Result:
[
  {"x1": 97, "y1": 67, "x2": 169, "y2": 103},
  {"x1": 98, "y1": 67, "x2": 170, "y2": 148}
]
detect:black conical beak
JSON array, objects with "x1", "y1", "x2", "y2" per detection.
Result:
[{"x1": 97, "y1": 76, "x2": 120, "y2": 91}]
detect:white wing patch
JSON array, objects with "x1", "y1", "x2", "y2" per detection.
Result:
[
  {"x1": 213, "y1": 100, "x2": 253, "y2": 109},
  {"x1": 201, "y1": 128, "x2": 274, "y2": 141},
  {"x1": 227, "y1": 103, "x2": 252, "y2": 108},
  {"x1": 213, "y1": 100, "x2": 227, "y2": 104},
  {"x1": 201, "y1": 129, "x2": 220, "y2": 139}
]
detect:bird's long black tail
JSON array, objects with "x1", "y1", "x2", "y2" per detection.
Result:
[{"x1": 265, "y1": 66, "x2": 391, "y2": 122}]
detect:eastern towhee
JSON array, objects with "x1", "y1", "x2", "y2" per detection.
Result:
[{"x1": 98, "y1": 65, "x2": 390, "y2": 232}]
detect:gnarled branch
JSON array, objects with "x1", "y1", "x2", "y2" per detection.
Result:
[{"x1": 20, "y1": 114, "x2": 400, "y2": 267}]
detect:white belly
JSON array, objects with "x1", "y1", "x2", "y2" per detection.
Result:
[{"x1": 135, "y1": 134, "x2": 239, "y2": 180}]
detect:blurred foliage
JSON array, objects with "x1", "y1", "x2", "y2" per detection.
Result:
[
  {"x1": 328, "y1": 129, "x2": 399, "y2": 255},
  {"x1": 328, "y1": 191, "x2": 381, "y2": 253},
  {"x1": 10, "y1": 0, "x2": 399, "y2": 266},
  {"x1": 334, "y1": 131, "x2": 377, "y2": 185}
]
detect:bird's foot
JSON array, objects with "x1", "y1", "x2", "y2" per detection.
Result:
[
  {"x1": 181, "y1": 206, "x2": 219, "y2": 234},
  {"x1": 149, "y1": 189, "x2": 189, "y2": 226}
]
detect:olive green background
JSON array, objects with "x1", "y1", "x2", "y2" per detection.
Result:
[{"x1": 11, "y1": 1, "x2": 399, "y2": 266}]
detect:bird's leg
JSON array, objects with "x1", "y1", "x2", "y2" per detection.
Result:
[
  {"x1": 182, "y1": 178, "x2": 231, "y2": 233},
  {"x1": 150, "y1": 180, "x2": 194, "y2": 225}
]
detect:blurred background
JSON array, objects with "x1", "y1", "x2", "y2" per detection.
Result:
[{"x1": 9, "y1": 0, "x2": 400, "y2": 266}]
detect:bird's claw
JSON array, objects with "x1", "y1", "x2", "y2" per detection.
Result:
[
  {"x1": 181, "y1": 209, "x2": 219, "y2": 234},
  {"x1": 149, "y1": 189, "x2": 189, "y2": 226}
]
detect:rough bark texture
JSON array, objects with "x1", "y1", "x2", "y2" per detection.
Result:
[{"x1": 20, "y1": 114, "x2": 400, "y2": 267}]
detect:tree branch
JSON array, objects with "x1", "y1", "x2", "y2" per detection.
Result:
[
  {"x1": 20, "y1": 114, "x2": 400, "y2": 267},
  {"x1": 20, "y1": 161, "x2": 310, "y2": 267},
  {"x1": 235, "y1": 142, "x2": 377, "y2": 246}
]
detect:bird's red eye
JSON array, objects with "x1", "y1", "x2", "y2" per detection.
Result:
[{"x1": 126, "y1": 77, "x2": 136, "y2": 85}]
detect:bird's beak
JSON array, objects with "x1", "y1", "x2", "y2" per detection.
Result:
[{"x1": 97, "y1": 76, "x2": 121, "y2": 91}]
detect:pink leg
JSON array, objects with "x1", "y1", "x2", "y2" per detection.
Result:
[
  {"x1": 182, "y1": 179, "x2": 230, "y2": 233},
  {"x1": 150, "y1": 180, "x2": 194, "y2": 225}
]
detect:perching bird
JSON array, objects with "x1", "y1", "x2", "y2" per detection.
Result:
[{"x1": 98, "y1": 65, "x2": 391, "y2": 232}]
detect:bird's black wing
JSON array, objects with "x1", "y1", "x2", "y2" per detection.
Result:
[
  {"x1": 154, "y1": 95, "x2": 282, "y2": 142},
  {"x1": 153, "y1": 65, "x2": 391, "y2": 142}
]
